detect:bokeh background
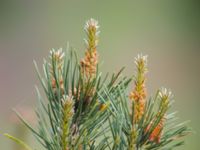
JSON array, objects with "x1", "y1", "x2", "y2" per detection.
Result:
[{"x1": 0, "y1": 0, "x2": 199, "y2": 149}]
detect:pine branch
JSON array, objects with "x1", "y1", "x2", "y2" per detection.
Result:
[{"x1": 5, "y1": 18, "x2": 191, "y2": 150}]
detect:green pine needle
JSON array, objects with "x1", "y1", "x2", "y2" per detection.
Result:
[{"x1": 4, "y1": 133, "x2": 33, "y2": 150}]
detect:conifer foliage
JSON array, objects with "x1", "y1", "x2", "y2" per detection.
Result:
[{"x1": 5, "y1": 19, "x2": 191, "y2": 150}]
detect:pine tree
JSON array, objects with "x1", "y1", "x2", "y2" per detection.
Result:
[{"x1": 4, "y1": 18, "x2": 191, "y2": 150}]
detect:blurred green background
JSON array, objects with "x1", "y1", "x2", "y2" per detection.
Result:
[{"x1": 0, "y1": 0, "x2": 199, "y2": 149}]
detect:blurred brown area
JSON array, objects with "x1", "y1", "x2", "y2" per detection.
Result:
[{"x1": 0, "y1": 0, "x2": 200, "y2": 149}]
